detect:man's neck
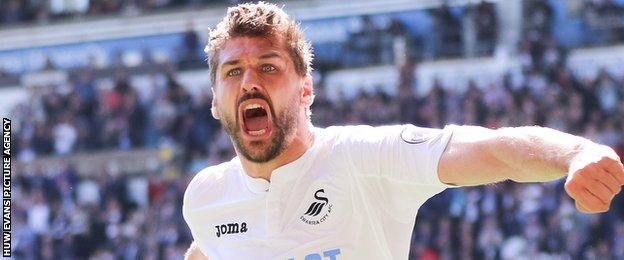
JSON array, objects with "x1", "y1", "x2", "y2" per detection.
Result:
[{"x1": 238, "y1": 122, "x2": 315, "y2": 182}]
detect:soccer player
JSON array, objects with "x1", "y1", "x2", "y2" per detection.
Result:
[{"x1": 182, "y1": 2, "x2": 624, "y2": 259}]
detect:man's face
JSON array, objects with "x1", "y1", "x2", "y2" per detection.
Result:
[{"x1": 212, "y1": 36, "x2": 310, "y2": 163}]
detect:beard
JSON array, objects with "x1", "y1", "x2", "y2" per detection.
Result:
[{"x1": 220, "y1": 93, "x2": 299, "y2": 163}]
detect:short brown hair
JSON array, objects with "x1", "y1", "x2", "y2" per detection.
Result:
[{"x1": 205, "y1": 2, "x2": 313, "y2": 84}]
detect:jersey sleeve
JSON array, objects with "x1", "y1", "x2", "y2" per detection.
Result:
[
  {"x1": 182, "y1": 166, "x2": 222, "y2": 259},
  {"x1": 334, "y1": 124, "x2": 457, "y2": 221},
  {"x1": 338, "y1": 124, "x2": 456, "y2": 187}
]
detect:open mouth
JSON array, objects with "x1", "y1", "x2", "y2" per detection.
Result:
[{"x1": 240, "y1": 99, "x2": 272, "y2": 137}]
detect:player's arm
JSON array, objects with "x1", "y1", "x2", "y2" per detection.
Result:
[
  {"x1": 184, "y1": 241, "x2": 208, "y2": 260},
  {"x1": 438, "y1": 125, "x2": 624, "y2": 213}
]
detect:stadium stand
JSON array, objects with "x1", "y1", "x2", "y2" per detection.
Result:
[{"x1": 5, "y1": 0, "x2": 624, "y2": 259}]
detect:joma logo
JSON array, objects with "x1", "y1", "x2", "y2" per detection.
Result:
[{"x1": 215, "y1": 222, "x2": 247, "y2": 238}]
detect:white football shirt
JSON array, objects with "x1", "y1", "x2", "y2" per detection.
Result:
[{"x1": 183, "y1": 124, "x2": 456, "y2": 259}]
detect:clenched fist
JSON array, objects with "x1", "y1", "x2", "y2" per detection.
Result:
[{"x1": 564, "y1": 145, "x2": 624, "y2": 213}]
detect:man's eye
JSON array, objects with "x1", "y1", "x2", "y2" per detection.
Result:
[
  {"x1": 227, "y1": 68, "x2": 241, "y2": 77},
  {"x1": 261, "y1": 65, "x2": 276, "y2": 72}
]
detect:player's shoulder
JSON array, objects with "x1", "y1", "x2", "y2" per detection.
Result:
[
  {"x1": 321, "y1": 124, "x2": 449, "y2": 149},
  {"x1": 323, "y1": 124, "x2": 405, "y2": 144},
  {"x1": 183, "y1": 158, "x2": 242, "y2": 211}
]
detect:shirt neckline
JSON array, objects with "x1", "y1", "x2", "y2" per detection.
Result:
[{"x1": 236, "y1": 127, "x2": 322, "y2": 194}]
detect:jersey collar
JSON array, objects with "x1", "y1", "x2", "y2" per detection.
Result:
[{"x1": 237, "y1": 127, "x2": 322, "y2": 194}]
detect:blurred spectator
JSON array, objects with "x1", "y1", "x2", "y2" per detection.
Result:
[
  {"x1": 1, "y1": 0, "x2": 25, "y2": 25},
  {"x1": 432, "y1": 2, "x2": 463, "y2": 57},
  {"x1": 50, "y1": 0, "x2": 89, "y2": 17},
  {"x1": 179, "y1": 21, "x2": 203, "y2": 69},
  {"x1": 524, "y1": 1, "x2": 553, "y2": 41},
  {"x1": 473, "y1": 0, "x2": 498, "y2": 55},
  {"x1": 52, "y1": 114, "x2": 78, "y2": 155},
  {"x1": 583, "y1": 0, "x2": 624, "y2": 45},
  {"x1": 0, "y1": 0, "x2": 296, "y2": 28},
  {"x1": 345, "y1": 15, "x2": 384, "y2": 66}
]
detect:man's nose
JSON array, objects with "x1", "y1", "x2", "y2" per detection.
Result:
[{"x1": 241, "y1": 69, "x2": 262, "y2": 92}]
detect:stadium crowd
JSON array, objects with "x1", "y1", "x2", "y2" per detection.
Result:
[
  {"x1": 0, "y1": 0, "x2": 255, "y2": 27},
  {"x1": 9, "y1": 1, "x2": 624, "y2": 260},
  {"x1": 12, "y1": 46, "x2": 624, "y2": 260}
]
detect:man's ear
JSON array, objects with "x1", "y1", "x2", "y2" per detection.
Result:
[
  {"x1": 211, "y1": 88, "x2": 220, "y2": 120},
  {"x1": 301, "y1": 75, "x2": 314, "y2": 108}
]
